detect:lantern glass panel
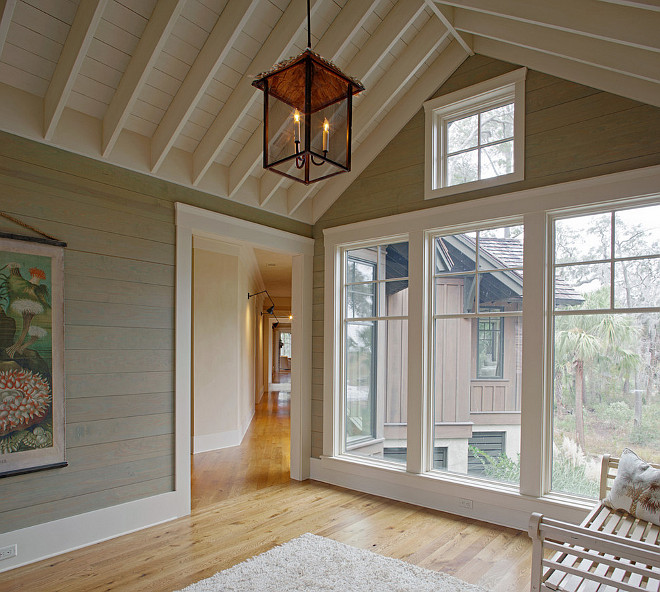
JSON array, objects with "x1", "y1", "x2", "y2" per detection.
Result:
[
  {"x1": 310, "y1": 98, "x2": 348, "y2": 168},
  {"x1": 267, "y1": 92, "x2": 304, "y2": 167}
]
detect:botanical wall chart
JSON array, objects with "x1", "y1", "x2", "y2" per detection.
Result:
[{"x1": 0, "y1": 237, "x2": 65, "y2": 476}]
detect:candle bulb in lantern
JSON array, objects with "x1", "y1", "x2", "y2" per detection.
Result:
[
  {"x1": 322, "y1": 118, "x2": 329, "y2": 152},
  {"x1": 293, "y1": 110, "x2": 301, "y2": 146}
]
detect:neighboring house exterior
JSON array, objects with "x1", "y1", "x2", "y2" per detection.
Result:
[{"x1": 346, "y1": 235, "x2": 583, "y2": 474}]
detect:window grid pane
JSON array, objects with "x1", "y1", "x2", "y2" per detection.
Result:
[
  {"x1": 551, "y1": 203, "x2": 660, "y2": 499},
  {"x1": 343, "y1": 242, "x2": 409, "y2": 466},
  {"x1": 431, "y1": 225, "x2": 523, "y2": 486}
]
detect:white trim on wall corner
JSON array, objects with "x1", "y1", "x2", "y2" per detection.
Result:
[
  {"x1": 0, "y1": 490, "x2": 186, "y2": 573},
  {"x1": 192, "y1": 408, "x2": 255, "y2": 454}
]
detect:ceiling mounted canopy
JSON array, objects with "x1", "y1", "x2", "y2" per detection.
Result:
[{"x1": 251, "y1": 0, "x2": 365, "y2": 185}]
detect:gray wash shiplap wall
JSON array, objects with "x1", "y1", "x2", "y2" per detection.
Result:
[
  {"x1": 310, "y1": 55, "x2": 660, "y2": 458},
  {"x1": 0, "y1": 132, "x2": 312, "y2": 534}
]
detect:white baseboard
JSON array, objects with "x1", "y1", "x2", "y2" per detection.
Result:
[
  {"x1": 310, "y1": 456, "x2": 591, "y2": 531},
  {"x1": 192, "y1": 408, "x2": 254, "y2": 454},
  {"x1": 0, "y1": 489, "x2": 188, "y2": 573}
]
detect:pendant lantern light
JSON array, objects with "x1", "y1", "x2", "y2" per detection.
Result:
[{"x1": 251, "y1": 0, "x2": 365, "y2": 184}]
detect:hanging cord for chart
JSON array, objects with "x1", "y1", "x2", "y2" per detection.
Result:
[{"x1": 0, "y1": 212, "x2": 67, "y2": 247}]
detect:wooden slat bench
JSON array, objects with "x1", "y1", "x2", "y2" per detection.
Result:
[{"x1": 528, "y1": 454, "x2": 660, "y2": 592}]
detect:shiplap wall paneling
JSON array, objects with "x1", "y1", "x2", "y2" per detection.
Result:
[{"x1": 0, "y1": 147, "x2": 175, "y2": 534}]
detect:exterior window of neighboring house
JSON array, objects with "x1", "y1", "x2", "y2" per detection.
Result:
[
  {"x1": 477, "y1": 309, "x2": 504, "y2": 378},
  {"x1": 424, "y1": 68, "x2": 526, "y2": 200},
  {"x1": 431, "y1": 224, "x2": 523, "y2": 483},
  {"x1": 343, "y1": 241, "x2": 409, "y2": 464},
  {"x1": 551, "y1": 203, "x2": 660, "y2": 498}
]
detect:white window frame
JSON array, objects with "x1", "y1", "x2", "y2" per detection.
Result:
[
  {"x1": 424, "y1": 68, "x2": 526, "y2": 200},
  {"x1": 319, "y1": 165, "x2": 660, "y2": 530},
  {"x1": 338, "y1": 236, "x2": 410, "y2": 463}
]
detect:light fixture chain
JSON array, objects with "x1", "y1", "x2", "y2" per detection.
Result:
[{"x1": 307, "y1": 0, "x2": 311, "y2": 49}]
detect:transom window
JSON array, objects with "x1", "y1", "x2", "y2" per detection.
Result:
[{"x1": 424, "y1": 69, "x2": 526, "y2": 200}]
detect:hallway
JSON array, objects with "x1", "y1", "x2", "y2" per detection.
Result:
[{"x1": 191, "y1": 390, "x2": 291, "y2": 509}]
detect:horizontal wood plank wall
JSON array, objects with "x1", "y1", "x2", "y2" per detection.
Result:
[
  {"x1": 310, "y1": 54, "x2": 660, "y2": 458},
  {"x1": 0, "y1": 132, "x2": 313, "y2": 534}
]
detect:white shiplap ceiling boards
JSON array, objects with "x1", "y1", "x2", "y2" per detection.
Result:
[{"x1": 0, "y1": 0, "x2": 658, "y2": 225}]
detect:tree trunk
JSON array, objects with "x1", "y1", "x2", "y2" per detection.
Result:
[{"x1": 575, "y1": 360, "x2": 586, "y2": 452}]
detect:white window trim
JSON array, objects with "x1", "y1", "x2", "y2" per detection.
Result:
[
  {"x1": 424, "y1": 68, "x2": 526, "y2": 201},
  {"x1": 318, "y1": 164, "x2": 660, "y2": 531}
]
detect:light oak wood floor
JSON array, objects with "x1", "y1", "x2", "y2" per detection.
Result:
[{"x1": 3, "y1": 392, "x2": 533, "y2": 591}]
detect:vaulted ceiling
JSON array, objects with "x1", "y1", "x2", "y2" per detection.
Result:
[{"x1": 0, "y1": 0, "x2": 658, "y2": 225}]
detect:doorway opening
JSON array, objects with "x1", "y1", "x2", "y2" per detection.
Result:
[{"x1": 175, "y1": 203, "x2": 314, "y2": 518}]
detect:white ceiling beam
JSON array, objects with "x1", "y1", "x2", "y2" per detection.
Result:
[
  {"x1": 425, "y1": 0, "x2": 473, "y2": 55},
  {"x1": 258, "y1": 0, "x2": 428, "y2": 208},
  {"x1": 475, "y1": 36, "x2": 660, "y2": 108},
  {"x1": 150, "y1": 0, "x2": 261, "y2": 173},
  {"x1": 191, "y1": 0, "x2": 321, "y2": 186},
  {"x1": 43, "y1": 0, "x2": 107, "y2": 140},
  {"x1": 354, "y1": 20, "x2": 450, "y2": 141},
  {"x1": 227, "y1": 0, "x2": 381, "y2": 201},
  {"x1": 599, "y1": 0, "x2": 660, "y2": 11},
  {"x1": 288, "y1": 19, "x2": 453, "y2": 216},
  {"x1": 0, "y1": 0, "x2": 17, "y2": 58},
  {"x1": 311, "y1": 40, "x2": 469, "y2": 222},
  {"x1": 102, "y1": 0, "x2": 186, "y2": 157},
  {"x1": 454, "y1": 9, "x2": 660, "y2": 83},
  {"x1": 435, "y1": 0, "x2": 660, "y2": 52}
]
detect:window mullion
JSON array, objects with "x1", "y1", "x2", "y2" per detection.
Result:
[
  {"x1": 519, "y1": 211, "x2": 548, "y2": 498},
  {"x1": 406, "y1": 229, "x2": 427, "y2": 474}
]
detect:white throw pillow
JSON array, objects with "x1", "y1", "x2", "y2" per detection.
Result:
[{"x1": 604, "y1": 448, "x2": 660, "y2": 526}]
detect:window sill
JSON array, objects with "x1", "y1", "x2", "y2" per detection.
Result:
[
  {"x1": 311, "y1": 455, "x2": 594, "y2": 530},
  {"x1": 425, "y1": 170, "x2": 524, "y2": 201}
]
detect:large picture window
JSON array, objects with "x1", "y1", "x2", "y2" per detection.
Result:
[
  {"x1": 324, "y1": 168, "x2": 660, "y2": 524},
  {"x1": 551, "y1": 203, "x2": 660, "y2": 497},
  {"x1": 343, "y1": 241, "x2": 409, "y2": 464},
  {"x1": 431, "y1": 224, "x2": 523, "y2": 484}
]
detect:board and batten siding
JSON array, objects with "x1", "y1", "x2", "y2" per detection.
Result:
[
  {"x1": 0, "y1": 131, "x2": 312, "y2": 534},
  {"x1": 310, "y1": 55, "x2": 660, "y2": 458}
]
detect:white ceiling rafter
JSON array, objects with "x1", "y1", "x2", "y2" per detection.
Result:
[
  {"x1": 435, "y1": 0, "x2": 660, "y2": 53},
  {"x1": 0, "y1": 0, "x2": 16, "y2": 58},
  {"x1": 43, "y1": 0, "x2": 108, "y2": 141},
  {"x1": 257, "y1": 0, "x2": 428, "y2": 208},
  {"x1": 287, "y1": 17, "x2": 453, "y2": 216},
  {"x1": 150, "y1": 0, "x2": 261, "y2": 173},
  {"x1": 312, "y1": 40, "x2": 469, "y2": 221},
  {"x1": 190, "y1": 0, "x2": 323, "y2": 187},
  {"x1": 453, "y1": 9, "x2": 660, "y2": 84},
  {"x1": 227, "y1": 0, "x2": 382, "y2": 202},
  {"x1": 599, "y1": 0, "x2": 660, "y2": 11},
  {"x1": 475, "y1": 36, "x2": 660, "y2": 108},
  {"x1": 424, "y1": 0, "x2": 473, "y2": 55},
  {"x1": 102, "y1": 0, "x2": 186, "y2": 157}
]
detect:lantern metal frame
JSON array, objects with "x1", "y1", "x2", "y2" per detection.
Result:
[{"x1": 251, "y1": 2, "x2": 364, "y2": 185}]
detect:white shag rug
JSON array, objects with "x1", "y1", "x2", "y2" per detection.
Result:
[{"x1": 175, "y1": 533, "x2": 491, "y2": 592}]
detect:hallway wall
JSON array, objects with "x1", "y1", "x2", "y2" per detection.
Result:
[{"x1": 192, "y1": 237, "x2": 262, "y2": 453}]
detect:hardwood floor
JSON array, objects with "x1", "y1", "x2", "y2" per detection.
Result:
[{"x1": 2, "y1": 391, "x2": 533, "y2": 592}]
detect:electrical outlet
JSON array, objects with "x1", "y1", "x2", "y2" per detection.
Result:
[
  {"x1": 459, "y1": 498, "x2": 473, "y2": 509},
  {"x1": 0, "y1": 545, "x2": 16, "y2": 561}
]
